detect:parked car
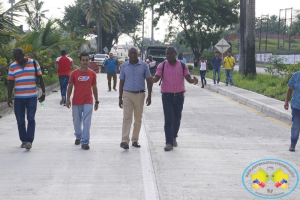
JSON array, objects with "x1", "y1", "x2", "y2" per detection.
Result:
[{"x1": 94, "y1": 54, "x2": 107, "y2": 65}]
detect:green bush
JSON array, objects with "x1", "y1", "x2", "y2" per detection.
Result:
[{"x1": 188, "y1": 65, "x2": 194, "y2": 70}]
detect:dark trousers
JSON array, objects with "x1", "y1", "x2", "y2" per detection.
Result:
[
  {"x1": 162, "y1": 93, "x2": 185, "y2": 145},
  {"x1": 59, "y1": 75, "x2": 70, "y2": 103},
  {"x1": 291, "y1": 107, "x2": 300, "y2": 145},
  {"x1": 14, "y1": 97, "x2": 37, "y2": 143},
  {"x1": 107, "y1": 72, "x2": 117, "y2": 90},
  {"x1": 200, "y1": 70, "x2": 207, "y2": 86}
]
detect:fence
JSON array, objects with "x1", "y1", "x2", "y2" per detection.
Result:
[{"x1": 234, "y1": 53, "x2": 300, "y2": 64}]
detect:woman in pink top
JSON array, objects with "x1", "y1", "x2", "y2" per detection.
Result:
[{"x1": 152, "y1": 47, "x2": 198, "y2": 151}]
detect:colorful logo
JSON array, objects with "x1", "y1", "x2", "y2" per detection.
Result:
[
  {"x1": 242, "y1": 159, "x2": 299, "y2": 199},
  {"x1": 78, "y1": 76, "x2": 90, "y2": 81}
]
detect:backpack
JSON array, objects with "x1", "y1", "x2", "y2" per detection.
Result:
[
  {"x1": 33, "y1": 60, "x2": 40, "y2": 85},
  {"x1": 159, "y1": 61, "x2": 186, "y2": 86}
]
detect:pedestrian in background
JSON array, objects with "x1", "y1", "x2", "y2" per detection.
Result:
[
  {"x1": 104, "y1": 53, "x2": 119, "y2": 92},
  {"x1": 66, "y1": 52, "x2": 99, "y2": 150},
  {"x1": 199, "y1": 56, "x2": 208, "y2": 88},
  {"x1": 7, "y1": 48, "x2": 46, "y2": 150},
  {"x1": 177, "y1": 53, "x2": 187, "y2": 64},
  {"x1": 56, "y1": 50, "x2": 74, "y2": 106},
  {"x1": 223, "y1": 51, "x2": 235, "y2": 86},
  {"x1": 119, "y1": 47, "x2": 152, "y2": 150},
  {"x1": 152, "y1": 47, "x2": 198, "y2": 151},
  {"x1": 284, "y1": 71, "x2": 300, "y2": 152},
  {"x1": 211, "y1": 51, "x2": 222, "y2": 86}
]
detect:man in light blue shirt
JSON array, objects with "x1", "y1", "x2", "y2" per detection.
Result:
[
  {"x1": 118, "y1": 47, "x2": 152, "y2": 150},
  {"x1": 285, "y1": 71, "x2": 300, "y2": 151},
  {"x1": 104, "y1": 53, "x2": 119, "y2": 91},
  {"x1": 177, "y1": 53, "x2": 187, "y2": 63}
]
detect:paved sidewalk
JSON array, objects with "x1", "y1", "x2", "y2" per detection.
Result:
[
  {"x1": 194, "y1": 75, "x2": 292, "y2": 125},
  {"x1": 0, "y1": 74, "x2": 299, "y2": 200}
]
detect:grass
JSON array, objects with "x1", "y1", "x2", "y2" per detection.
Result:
[
  {"x1": 191, "y1": 67, "x2": 288, "y2": 101},
  {"x1": 230, "y1": 38, "x2": 300, "y2": 54},
  {"x1": 0, "y1": 73, "x2": 59, "y2": 103}
]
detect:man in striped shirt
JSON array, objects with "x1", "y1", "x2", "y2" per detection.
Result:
[{"x1": 7, "y1": 48, "x2": 46, "y2": 150}]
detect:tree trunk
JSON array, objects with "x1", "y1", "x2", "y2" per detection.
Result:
[
  {"x1": 245, "y1": 0, "x2": 256, "y2": 75},
  {"x1": 239, "y1": 0, "x2": 246, "y2": 75},
  {"x1": 97, "y1": 15, "x2": 102, "y2": 53}
]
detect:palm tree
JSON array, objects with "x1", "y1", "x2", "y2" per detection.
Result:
[
  {"x1": 82, "y1": 0, "x2": 119, "y2": 53},
  {"x1": 24, "y1": 0, "x2": 49, "y2": 30}
]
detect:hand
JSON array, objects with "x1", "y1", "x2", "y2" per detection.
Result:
[
  {"x1": 193, "y1": 77, "x2": 198, "y2": 85},
  {"x1": 66, "y1": 100, "x2": 71, "y2": 108},
  {"x1": 119, "y1": 98, "x2": 123, "y2": 109},
  {"x1": 94, "y1": 103, "x2": 98, "y2": 111},
  {"x1": 284, "y1": 102, "x2": 289, "y2": 110},
  {"x1": 7, "y1": 98, "x2": 13, "y2": 107},
  {"x1": 146, "y1": 96, "x2": 151, "y2": 106},
  {"x1": 39, "y1": 94, "x2": 45, "y2": 102}
]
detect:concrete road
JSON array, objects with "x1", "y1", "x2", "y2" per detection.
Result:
[{"x1": 0, "y1": 74, "x2": 299, "y2": 200}]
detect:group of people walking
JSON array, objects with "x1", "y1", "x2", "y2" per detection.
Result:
[
  {"x1": 7, "y1": 47, "x2": 198, "y2": 151},
  {"x1": 7, "y1": 47, "x2": 300, "y2": 153}
]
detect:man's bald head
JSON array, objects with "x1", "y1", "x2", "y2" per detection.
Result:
[
  {"x1": 13, "y1": 48, "x2": 26, "y2": 65},
  {"x1": 128, "y1": 47, "x2": 138, "y2": 53},
  {"x1": 166, "y1": 46, "x2": 177, "y2": 54},
  {"x1": 128, "y1": 47, "x2": 138, "y2": 63}
]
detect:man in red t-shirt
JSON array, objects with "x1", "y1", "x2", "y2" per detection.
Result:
[
  {"x1": 56, "y1": 50, "x2": 74, "y2": 106},
  {"x1": 66, "y1": 52, "x2": 99, "y2": 150}
]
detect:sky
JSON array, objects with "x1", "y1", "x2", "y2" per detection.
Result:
[{"x1": 3, "y1": 0, "x2": 299, "y2": 45}]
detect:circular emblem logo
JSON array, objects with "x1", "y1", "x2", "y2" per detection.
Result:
[{"x1": 242, "y1": 159, "x2": 299, "y2": 199}]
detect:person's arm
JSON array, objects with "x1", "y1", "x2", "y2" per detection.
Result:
[
  {"x1": 38, "y1": 75, "x2": 46, "y2": 102},
  {"x1": 146, "y1": 78, "x2": 152, "y2": 106},
  {"x1": 66, "y1": 83, "x2": 74, "y2": 108},
  {"x1": 7, "y1": 80, "x2": 14, "y2": 107},
  {"x1": 56, "y1": 64, "x2": 59, "y2": 72},
  {"x1": 93, "y1": 84, "x2": 98, "y2": 111},
  {"x1": 119, "y1": 79, "x2": 125, "y2": 109},
  {"x1": 284, "y1": 86, "x2": 293, "y2": 110},
  {"x1": 71, "y1": 62, "x2": 74, "y2": 71},
  {"x1": 185, "y1": 75, "x2": 198, "y2": 84}
]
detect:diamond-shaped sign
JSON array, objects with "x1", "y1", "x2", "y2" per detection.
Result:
[
  {"x1": 103, "y1": 47, "x2": 108, "y2": 54},
  {"x1": 215, "y1": 38, "x2": 230, "y2": 54}
]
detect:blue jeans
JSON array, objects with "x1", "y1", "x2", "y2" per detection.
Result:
[
  {"x1": 213, "y1": 68, "x2": 221, "y2": 84},
  {"x1": 14, "y1": 97, "x2": 37, "y2": 143},
  {"x1": 225, "y1": 69, "x2": 233, "y2": 84},
  {"x1": 162, "y1": 93, "x2": 185, "y2": 145},
  {"x1": 59, "y1": 75, "x2": 70, "y2": 103},
  {"x1": 291, "y1": 107, "x2": 300, "y2": 145},
  {"x1": 200, "y1": 70, "x2": 207, "y2": 86},
  {"x1": 72, "y1": 104, "x2": 93, "y2": 145}
]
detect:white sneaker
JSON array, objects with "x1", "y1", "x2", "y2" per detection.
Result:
[{"x1": 217, "y1": 83, "x2": 219, "y2": 86}]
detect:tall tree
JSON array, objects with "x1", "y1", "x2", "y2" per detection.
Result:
[
  {"x1": 24, "y1": 0, "x2": 49, "y2": 30},
  {"x1": 82, "y1": 0, "x2": 119, "y2": 53},
  {"x1": 143, "y1": 0, "x2": 239, "y2": 56}
]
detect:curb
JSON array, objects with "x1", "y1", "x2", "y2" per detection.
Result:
[
  {"x1": 0, "y1": 82, "x2": 60, "y2": 118},
  {"x1": 195, "y1": 76, "x2": 292, "y2": 125}
]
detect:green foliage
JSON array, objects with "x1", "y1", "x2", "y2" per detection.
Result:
[
  {"x1": 188, "y1": 65, "x2": 193, "y2": 70},
  {"x1": 144, "y1": 0, "x2": 239, "y2": 55}
]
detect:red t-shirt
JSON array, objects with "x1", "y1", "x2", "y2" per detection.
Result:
[
  {"x1": 56, "y1": 56, "x2": 73, "y2": 76},
  {"x1": 69, "y1": 69, "x2": 97, "y2": 105}
]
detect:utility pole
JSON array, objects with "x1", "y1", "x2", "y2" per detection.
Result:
[
  {"x1": 151, "y1": 4, "x2": 154, "y2": 45},
  {"x1": 278, "y1": 9, "x2": 282, "y2": 50},
  {"x1": 289, "y1": 8, "x2": 293, "y2": 52},
  {"x1": 283, "y1": 9, "x2": 287, "y2": 50},
  {"x1": 265, "y1": 16, "x2": 269, "y2": 52},
  {"x1": 141, "y1": 1, "x2": 145, "y2": 60},
  {"x1": 259, "y1": 17, "x2": 262, "y2": 52},
  {"x1": 239, "y1": 0, "x2": 246, "y2": 75}
]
